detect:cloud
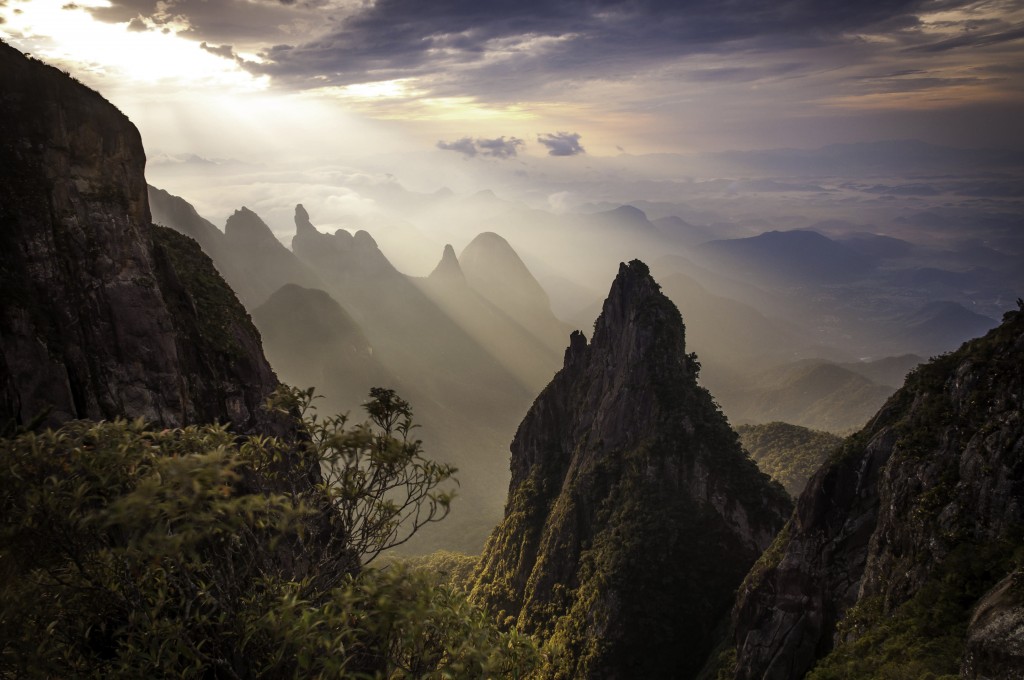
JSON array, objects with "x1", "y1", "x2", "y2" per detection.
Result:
[
  {"x1": 477, "y1": 136, "x2": 525, "y2": 158},
  {"x1": 200, "y1": 41, "x2": 238, "y2": 60},
  {"x1": 437, "y1": 137, "x2": 479, "y2": 157},
  {"x1": 126, "y1": 16, "x2": 148, "y2": 31},
  {"x1": 908, "y1": 24, "x2": 1024, "y2": 53},
  {"x1": 437, "y1": 136, "x2": 524, "y2": 158},
  {"x1": 538, "y1": 132, "x2": 584, "y2": 156}
]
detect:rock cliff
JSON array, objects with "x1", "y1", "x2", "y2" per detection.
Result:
[
  {"x1": 0, "y1": 42, "x2": 281, "y2": 433},
  {"x1": 472, "y1": 260, "x2": 791, "y2": 679},
  {"x1": 732, "y1": 303, "x2": 1024, "y2": 679}
]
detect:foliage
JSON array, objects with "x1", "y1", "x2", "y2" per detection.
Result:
[
  {"x1": 736, "y1": 422, "x2": 843, "y2": 497},
  {"x1": 399, "y1": 550, "x2": 480, "y2": 592},
  {"x1": 0, "y1": 387, "x2": 536, "y2": 678},
  {"x1": 806, "y1": 539, "x2": 1024, "y2": 680},
  {"x1": 272, "y1": 386, "x2": 457, "y2": 565},
  {"x1": 152, "y1": 225, "x2": 252, "y2": 358}
]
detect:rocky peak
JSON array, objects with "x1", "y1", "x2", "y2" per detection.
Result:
[
  {"x1": 458, "y1": 231, "x2": 569, "y2": 354},
  {"x1": 563, "y1": 329, "x2": 587, "y2": 367},
  {"x1": 225, "y1": 207, "x2": 282, "y2": 249},
  {"x1": 353, "y1": 229, "x2": 378, "y2": 249},
  {"x1": 471, "y1": 259, "x2": 790, "y2": 679},
  {"x1": 294, "y1": 203, "x2": 317, "y2": 237},
  {"x1": 427, "y1": 244, "x2": 465, "y2": 285}
]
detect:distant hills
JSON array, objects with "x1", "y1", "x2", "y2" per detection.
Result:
[
  {"x1": 710, "y1": 358, "x2": 900, "y2": 433},
  {"x1": 696, "y1": 229, "x2": 876, "y2": 286}
]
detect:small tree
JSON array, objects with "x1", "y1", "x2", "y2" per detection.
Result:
[{"x1": 269, "y1": 386, "x2": 456, "y2": 567}]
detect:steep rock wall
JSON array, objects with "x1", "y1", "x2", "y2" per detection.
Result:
[
  {"x1": 0, "y1": 42, "x2": 280, "y2": 433},
  {"x1": 732, "y1": 305, "x2": 1024, "y2": 679}
]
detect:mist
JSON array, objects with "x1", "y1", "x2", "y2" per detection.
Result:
[{"x1": 147, "y1": 137, "x2": 1023, "y2": 549}]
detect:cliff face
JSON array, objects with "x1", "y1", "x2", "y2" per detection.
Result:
[
  {"x1": 0, "y1": 42, "x2": 281, "y2": 433},
  {"x1": 732, "y1": 304, "x2": 1024, "y2": 679},
  {"x1": 472, "y1": 260, "x2": 792, "y2": 679}
]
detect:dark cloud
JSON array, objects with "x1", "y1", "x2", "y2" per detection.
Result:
[
  {"x1": 477, "y1": 136, "x2": 525, "y2": 158},
  {"x1": 61, "y1": 3, "x2": 81, "y2": 9},
  {"x1": 126, "y1": 16, "x2": 148, "y2": 32},
  {"x1": 86, "y1": 0, "x2": 321, "y2": 44},
  {"x1": 79, "y1": 0, "x2": 1024, "y2": 138},
  {"x1": 146, "y1": 0, "x2": 944, "y2": 90},
  {"x1": 200, "y1": 41, "x2": 238, "y2": 60},
  {"x1": 437, "y1": 136, "x2": 525, "y2": 159},
  {"x1": 538, "y1": 132, "x2": 584, "y2": 156},
  {"x1": 437, "y1": 137, "x2": 479, "y2": 157}
]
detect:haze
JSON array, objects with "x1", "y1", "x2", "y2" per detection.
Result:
[{"x1": 4, "y1": 0, "x2": 1022, "y2": 547}]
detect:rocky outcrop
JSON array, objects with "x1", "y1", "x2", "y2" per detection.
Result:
[
  {"x1": 0, "y1": 42, "x2": 281, "y2": 433},
  {"x1": 732, "y1": 304, "x2": 1024, "y2": 679},
  {"x1": 471, "y1": 260, "x2": 791, "y2": 679},
  {"x1": 962, "y1": 569, "x2": 1024, "y2": 679}
]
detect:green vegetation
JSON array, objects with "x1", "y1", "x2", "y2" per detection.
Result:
[
  {"x1": 807, "y1": 538, "x2": 1024, "y2": 680},
  {"x1": 736, "y1": 422, "x2": 843, "y2": 497},
  {"x1": 0, "y1": 386, "x2": 537, "y2": 678},
  {"x1": 152, "y1": 224, "x2": 252, "y2": 358},
  {"x1": 400, "y1": 550, "x2": 480, "y2": 592}
]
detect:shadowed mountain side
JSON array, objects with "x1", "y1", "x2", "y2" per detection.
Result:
[
  {"x1": 416, "y1": 245, "x2": 563, "y2": 392},
  {"x1": 148, "y1": 186, "x2": 323, "y2": 310},
  {"x1": 148, "y1": 185, "x2": 224, "y2": 252},
  {"x1": 459, "y1": 232, "x2": 572, "y2": 356},
  {"x1": 248, "y1": 282, "x2": 525, "y2": 552},
  {"x1": 472, "y1": 260, "x2": 791, "y2": 679},
  {"x1": 707, "y1": 359, "x2": 898, "y2": 433},
  {"x1": 732, "y1": 304, "x2": 1024, "y2": 680},
  {"x1": 251, "y1": 285, "x2": 395, "y2": 411},
  {"x1": 0, "y1": 44, "x2": 282, "y2": 434}
]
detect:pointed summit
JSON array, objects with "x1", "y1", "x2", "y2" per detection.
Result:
[
  {"x1": 428, "y1": 244, "x2": 465, "y2": 285},
  {"x1": 459, "y1": 232, "x2": 568, "y2": 351},
  {"x1": 224, "y1": 207, "x2": 281, "y2": 248},
  {"x1": 472, "y1": 260, "x2": 790, "y2": 679},
  {"x1": 294, "y1": 203, "x2": 317, "y2": 237}
]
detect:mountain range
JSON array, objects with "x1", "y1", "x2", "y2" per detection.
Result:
[{"x1": 4, "y1": 40, "x2": 1023, "y2": 678}]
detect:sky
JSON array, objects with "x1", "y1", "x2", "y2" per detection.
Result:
[{"x1": 2, "y1": 0, "x2": 1024, "y2": 163}]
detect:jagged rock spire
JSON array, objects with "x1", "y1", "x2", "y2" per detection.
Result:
[
  {"x1": 294, "y1": 203, "x2": 317, "y2": 237},
  {"x1": 471, "y1": 259, "x2": 791, "y2": 679}
]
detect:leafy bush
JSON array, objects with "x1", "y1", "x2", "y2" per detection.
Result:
[{"x1": 0, "y1": 387, "x2": 537, "y2": 678}]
